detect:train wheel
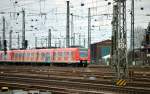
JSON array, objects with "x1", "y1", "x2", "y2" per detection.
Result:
[{"x1": 83, "y1": 63, "x2": 87, "y2": 67}]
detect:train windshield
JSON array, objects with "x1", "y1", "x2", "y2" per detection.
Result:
[{"x1": 79, "y1": 49, "x2": 88, "y2": 58}]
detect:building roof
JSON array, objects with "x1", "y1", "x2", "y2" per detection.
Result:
[{"x1": 91, "y1": 39, "x2": 112, "y2": 46}]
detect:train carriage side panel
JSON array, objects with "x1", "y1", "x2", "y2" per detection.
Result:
[
  {"x1": 0, "y1": 51, "x2": 4, "y2": 62},
  {"x1": 37, "y1": 49, "x2": 42, "y2": 62},
  {"x1": 6, "y1": 51, "x2": 13, "y2": 62},
  {"x1": 75, "y1": 48, "x2": 80, "y2": 63},
  {"x1": 72, "y1": 48, "x2": 78, "y2": 63},
  {"x1": 13, "y1": 50, "x2": 21, "y2": 62},
  {"x1": 36, "y1": 49, "x2": 52, "y2": 63},
  {"x1": 68, "y1": 48, "x2": 78, "y2": 63},
  {"x1": 32, "y1": 49, "x2": 38, "y2": 62},
  {"x1": 43, "y1": 49, "x2": 51, "y2": 63},
  {"x1": 88, "y1": 49, "x2": 91, "y2": 63}
]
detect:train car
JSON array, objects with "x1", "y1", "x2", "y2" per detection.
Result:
[
  {"x1": 0, "y1": 48, "x2": 90, "y2": 66},
  {"x1": 53, "y1": 48, "x2": 90, "y2": 66},
  {"x1": 0, "y1": 51, "x2": 12, "y2": 63},
  {"x1": 53, "y1": 48, "x2": 77, "y2": 63},
  {"x1": 12, "y1": 50, "x2": 24, "y2": 62},
  {"x1": 36, "y1": 49, "x2": 53, "y2": 63}
]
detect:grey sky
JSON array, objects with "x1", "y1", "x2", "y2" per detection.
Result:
[{"x1": 0, "y1": 0, "x2": 149, "y2": 48}]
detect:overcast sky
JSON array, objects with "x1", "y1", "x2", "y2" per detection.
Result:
[{"x1": 0, "y1": 0, "x2": 149, "y2": 49}]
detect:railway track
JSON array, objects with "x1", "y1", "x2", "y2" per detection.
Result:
[
  {"x1": 0, "y1": 74, "x2": 150, "y2": 94},
  {"x1": 0, "y1": 65, "x2": 150, "y2": 93}
]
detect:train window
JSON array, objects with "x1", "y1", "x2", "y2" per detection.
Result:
[
  {"x1": 55, "y1": 51, "x2": 58, "y2": 59},
  {"x1": 62, "y1": 51, "x2": 64, "y2": 57},
  {"x1": 59, "y1": 52, "x2": 61, "y2": 57},
  {"x1": 20, "y1": 53, "x2": 22, "y2": 57},
  {"x1": 17, "y1": 53, "x2": 19, "y2": 58},
  {"x1": 26, "y1": 53, "x2": 28, "y2": 57},
  {"x1": 71, "y1": 52, "x2": 73, "y2": 59},
  {"x1": 31, "y1": 53, "x2": 33, "y2": 57},
  {"x1": 24, "y1": 53, "x2": 26, "y2": 57},
  {"x1": 28, "y1": 53, "x2": 30, "y2": 57},
  {"x1": 66, "y1": 52, "x2": 69, "y2": 56},
  {"x1": 15, "y1": 53, "x2": 17, "y2": 58},
  {"x1": 46, "y1": 53, "x2": 50, "y2": 57},
  {"x1": 41, "y1": 53, "x2": 45, "y2": 58},
  {"x1": 35, "y1": 53, "x2": 37, "y2": 58},
  {"x1": 16, "y1": 53, "x2": 18, "y2": 58},
  {"x1": 32, "y1": 53, "x2": 35, "y2": 56},
  {"x1": 13, "y1": 53, "x2": 15, "y2": 58},
  {"x1": 80, "y1": 49, "x2": 88, "y2": 57},
  {"x1": 19, "y1": 53, "x2": 21, "y2": 58},
  {"x1": 69, "y1": 51, "x2": 72, "y2": 59}
]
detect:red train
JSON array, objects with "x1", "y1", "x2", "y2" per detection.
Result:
[{"x1": 0, "y1": 48, "x2": 90, "y2": 66}]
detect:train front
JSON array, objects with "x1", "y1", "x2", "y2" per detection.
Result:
[{"x1": 79, "y1": 48, "x2": 90, "y2": 65}]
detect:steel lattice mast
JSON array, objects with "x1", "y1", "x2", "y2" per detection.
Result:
[{"x1": 111, "y1": 0, "x2": 128, "y2": 79}]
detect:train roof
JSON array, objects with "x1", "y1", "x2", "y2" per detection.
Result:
[{"x1": 0, "y1": 47, "x2": 88, "y2": 53}]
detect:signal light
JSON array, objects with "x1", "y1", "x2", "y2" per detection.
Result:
[
  {"x1": 3, "y1": 40, "x2": 7, "y2": 54},
  {"x1": 3, "y1": 40, "x2": 7, "y2": 47},
  {"x1": 24, "y1": 40, "x2": 28, "y2": 49}
]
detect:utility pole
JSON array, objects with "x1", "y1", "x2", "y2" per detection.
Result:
[
  {"x1": 131, "y1": 0, "x2": 135, "y2": 64},
  {"x1": 2, "y1": 16, "x2": 5, "y2": 50},
  {"x1": 9, "y1": 30, "x2": 13, "y2": 50},
  {"x1": 17, "y1": 33, "x2": 20, "y2": 49},
  {"x1": 35, "y1": 36, "x2": 37, "y2": 48},
  {"x1": 66, "y1": 1, "x2": 70, "y2": 48},
  {"x1": 48, "y1": 29, "x2": 51, "y2": 48},
  {"x1": 88, "y1": 8, "x2": 91, "y2": 48},
  {"x1": 84, "y1": 37, "x2": 86, "y2": 48},
  {"x1": 73, "y1": 33, "x2": 75, "y2": 46},
  {"x1": 2, "y1": 16, "x2": 7, "y2": 52},
  {"x1": 71, "y1": 13, "x2": 74, "y2": 46},
  {"x1": 0, "y1": 37, "x2": 2, "y2": 50},
  {"x1": 22, "y1": 8, "x2": 26, "y2": 49},
  {"x1": 59, "y1": 39, "x2": 61, "y2": 48},
  {"x1": 111, "y1": 0, "x2": 128, "y2": 79},
  {"x1": 79, "y1": 34, "x2": 81, "y2": 47},
  {"x1": 45, "y1": 38, "x2": 48, "y2": 47}
]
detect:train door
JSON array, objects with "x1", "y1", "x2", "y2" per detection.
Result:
[{"x1": 45, "y1": 52, "x2": 50, "y2": 63}]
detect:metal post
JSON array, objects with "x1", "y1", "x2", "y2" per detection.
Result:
[
  {"x1": 9, "y1": 30, "x2": 13, "y2": 50},
  {"x1": 41, "y1": 38, "x2": 43, "y2": 47},
  {"x1": 17, "y1": 33, "x2": 20, "y2": 49},
  {"x1": 88, "y1": 8, "x2": 91, "y2": 48},
  {"x1": 35, "y1": 36, "x2": 37, "y2": 48},
  {"x1": 71, "y1": 13, "x2": 74, "y2": 46},
  {"x1": 48, "y1": 29, "x2": 51, "y2": 48},
  {"x1": 59, "y1": 39, "x2": 61, "y2": 48},
  {"x1": 131, "y1": 0, "x2": 135, "y2": 63},
  {"x1": 112, "y1": 0, "x2": 128, "y2": 79},
  {"x1": 79, "y1": 34, "x2": 81, "y2": 47},
  {"x1": 66, "y1": 1, "x2": 70, "y2": 48},
  {"x1": 45, "y1": 38, "x2": 48, "y2": 47},
  {"x1": 2, "y1": 16, "x2": 6, "y2": 50},
  {"x1": 84, "y1": 37, "x2": 86, "y2": 48},
  {"x1": 22, "y1": 8, "x2": 25, "y2": 49},
  {"x1": 73, "y1": 33, "x2": 75, "y2": 46},
  {"x1": 0, "y1": 37, "x2": 2, "y2": 50}
]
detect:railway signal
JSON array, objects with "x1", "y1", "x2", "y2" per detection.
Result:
[
  {"x1": 24, "y1": 40, "x2": 28, "y2": 49},
  {"x1": 3, "y1": 40, "x2": 7, "y2": 55}
]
